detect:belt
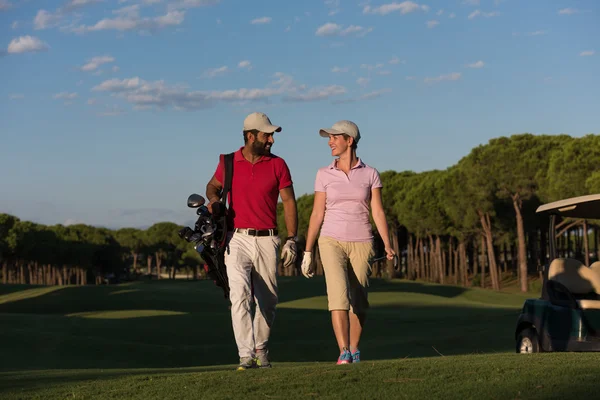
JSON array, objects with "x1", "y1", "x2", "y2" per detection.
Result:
[{"x1": 234, "y1": 228, "x2": 278, "y2": 237}]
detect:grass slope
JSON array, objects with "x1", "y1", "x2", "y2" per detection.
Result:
[{"x1": 1, "y1": 277, "x2": 597, "y2": 399}]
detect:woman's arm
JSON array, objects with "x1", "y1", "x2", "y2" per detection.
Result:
[
  {"x1": 370, "y1": 187, "x2": 395, "y2": 258},
  {"x1": 304, "y1": 191, "x2": 326, "y2": 252}
]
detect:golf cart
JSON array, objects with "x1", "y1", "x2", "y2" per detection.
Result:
[{"x1": 515, "y1": 194, "x2": 600, "y2": 353}]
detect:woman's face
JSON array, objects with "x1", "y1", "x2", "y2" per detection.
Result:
[{"x1": 328, "y1": 134, "x2": 351, "y2": 156}]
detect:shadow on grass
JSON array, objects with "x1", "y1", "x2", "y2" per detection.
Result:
[{"x1": 0, "y1": 279, "x2": 521, "y2": 372}]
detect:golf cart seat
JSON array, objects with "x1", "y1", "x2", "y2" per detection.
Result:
[
  {"x1": 590, "y1": 261, "x2": 600, "y2": 275},
  {"x1": 547, "y1": 258, "x2": 600, "y2": 310}
]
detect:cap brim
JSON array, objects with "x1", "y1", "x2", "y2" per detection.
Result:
[
  {"x1": 319, "y1": 128, "x2": 344, "y2": 137},
  {"x1": 260, "y1": 124, "x2": 281, "y2": 133}
]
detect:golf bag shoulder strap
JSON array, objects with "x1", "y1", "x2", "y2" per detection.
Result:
[{"x1": 221, "y1": 152, "x2": 234, "y2": 208}]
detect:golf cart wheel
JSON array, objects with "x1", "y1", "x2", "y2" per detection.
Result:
[{"x1": 516, "y1": 327, "x2": 540, "y2": 354}]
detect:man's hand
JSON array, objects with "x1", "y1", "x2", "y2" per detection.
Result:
[
  {"x1": 281, "y1": 239, "x2": 297, "y2": 268},
  {"x1": 206, "y1": 197, "x2": 221, "y2": 214},
  {"x1": 301, "y1": 251, "x2": 314, "y2": 278}
]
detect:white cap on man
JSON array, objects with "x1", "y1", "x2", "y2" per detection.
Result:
[
  {"x1": 243, "y1": 112, "x2": 282, "y2": 133},
  {"x1": 319, "y1": 120, "x2": 361, "y2": 143}
]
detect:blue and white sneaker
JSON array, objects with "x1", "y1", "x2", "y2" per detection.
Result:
[
  {"x1": 351, "y1": 349, "x2": 360, "y2": 363},
  {"x1": 337, "y1": 348, "x2": 352, "y2": 365}
]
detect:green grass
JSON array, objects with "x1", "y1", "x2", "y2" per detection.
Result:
[{"x1": 0, "y1": 277, "x2": 598, "y2": 399}]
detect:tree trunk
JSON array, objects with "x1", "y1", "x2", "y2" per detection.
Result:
[
  {"x1": 512, "y1": 194, "x2": 528, "y2": 292},
  {"x1": 448, "y1": 238, "x2": 454, "y2": 284},
  {"x1": 408, "y1": 235, "x2": 414, "y2": 280},
  {"x1": 147, "y1": 255, "x2": 152, "y2": 276},
  {"x1": 155, "y1": 252, "x2": 162, "y2": 280},
  {"x1": 479, "y1": 211, "x2": 500, "y2": 290},
  {"x1": 480, "y1": 235, "x2": 486, "y2": 288},
  {"x1": 1, "y1": 262, "x2": 7, "y2": 284},
  {"x1": 457, "y1": 240, "x2": 466, "y2": 286},
  {"x1": 436, "y1": 236, "x2": 444, "y2": 284},
  {"x1": 56, "y1": 266, "x2": 63, "y2": 285},
  {"x1": 132, "y1": 252, "x2": 139, "y2": 274},
  {"x1": 419, "y1": 237, "x2": 425, "y2": 281},
  {"x1": 442, "y1": 245, "x2": 447, "y2": 283},
  {"x1": 428, "y1": 235, "x2": 435, "y2": 282}
]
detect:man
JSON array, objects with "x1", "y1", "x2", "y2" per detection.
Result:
[{"x1": 205, "y1": 111, "x2": 298, "y2": 370}]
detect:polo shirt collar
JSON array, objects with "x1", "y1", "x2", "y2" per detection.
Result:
[
  {"x1": 329, "y1": 157, "x2": 365, "y2": 170},
  {"x1": 234, "y1": 146, "x2": 272, "y2": 163}
]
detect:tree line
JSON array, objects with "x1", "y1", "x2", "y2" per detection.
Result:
[
  {"x1": 277, "y1": 133, "x2": 600, "y2": 292},
  {"x1": 1, "y1": 133, "x2": 599, "y2": 291}
]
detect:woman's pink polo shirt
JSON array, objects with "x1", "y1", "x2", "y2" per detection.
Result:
[{"x1": 315, "y1": 158, "x2": 382, "y2": 242}]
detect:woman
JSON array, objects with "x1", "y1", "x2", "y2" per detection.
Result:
[{"x1": 301, "y1": 120, "x2": 395, "y2": 365}]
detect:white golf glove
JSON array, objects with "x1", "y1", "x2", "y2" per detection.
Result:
[
  {"x1": 301, "y1": 251, "x2": 314, "y2": 278},
  {"x1": 281, "y1": 238, "x2": 297, "y2": 268}
]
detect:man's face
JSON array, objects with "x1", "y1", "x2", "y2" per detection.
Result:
[{"x1": 251, "y1": 131, "x2": 275, "y2": 156}]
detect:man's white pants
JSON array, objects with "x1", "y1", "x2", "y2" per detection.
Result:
[{"x1": 225, "y1": 232, "x2": 280, "y2": 358}]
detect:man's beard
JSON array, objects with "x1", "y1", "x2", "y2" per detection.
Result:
[{"x1": 251, "y1": 139, "x2": 271, "y2": 156}]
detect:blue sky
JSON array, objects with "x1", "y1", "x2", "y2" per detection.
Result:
[{"x1": 1, "y1": 0, "x2": 598, "y2": 229}]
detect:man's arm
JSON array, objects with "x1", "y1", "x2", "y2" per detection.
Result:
[
  {"x1": 279, "y1": 185, "x2": 297, "y2": 238},
  {"x1": 206, "y1": 175, "x2": 223, "y2": 213}
]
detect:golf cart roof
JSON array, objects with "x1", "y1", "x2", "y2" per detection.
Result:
[{"x1": 536, "y1": 194, "x2": 600, "y2": 219}]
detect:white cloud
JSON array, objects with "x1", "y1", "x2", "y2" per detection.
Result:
[
  {"x1": 11, "y1": 21, "x2": 18, "y2": 29},
  {"x1": 332, "y1": 88, "x2": 392, "y2": 104},
  {"x1": 448, "y1": 12, "x2": 456, "y2": 18},
  {"x1": 360, "y1": 63, "x2": 384, "y2": 70},
  {"x1": 112, "y1": 66, "x2": 120, "y2": 72},
  {"x1": 202, "y1": 66, "x2": 228, "y2": 78},
  {"x1": 92, "y1": 73, "x2": 347, "y2": 110},
  {"x1": 315, "y1": 22, "x2": 372, "y2": 37},
  {"x1": 0, "y1": 1, "x2": 13, "y2": 11},
  {"x1": 558, "y1": 8, "x2": 579, "y2": 15},
  {"x1": 71, "y1": 10, "x2": 184, "y2": 33},
  {"x1": 527, "y1": 30, "x2": 548, "y2": 36},
  {"x1": 468, "y1": 10, "x2": 500, "y2": 19},
  {"x1": 325, "y1": 0, "x2": 340, "y2": 16},
  {"x1": 87, "y1": 98, "x2": 97, "y2": 105},
  {"x1": 34, "y1": 0, "x2": 106, "y2": 30},
  {"x1": 168, "y1": 0, "x2": 221, "y2": 10},
  {"x1": 80, "y1": 55, "x2": 115, "y2": 71},
  {"x1": 580, "y1": 50, "x2": 595, "y2": 57},
  {"x1": 54, "y1": 92, "x2": 78, "y2": 100},
  {"x1": 377, "y1": 70, "x2": 391, "y2": 76},
  {"x1": 284, "y1": 85, "x2": 346, "y2": 102},
  {"x1": 34, "y1": 10, "x2": 64, "y2": 30},
  {"x1": 331, "y1": 66, "x2": 349, "y2": 73},
  {"x1": 238, "y1": 60, "x2": 251, "y2": 69},
  {"x1": 424, "y1": 72, "x2": 461, "y2": 84},
  {"x1": 99, "y1": 105, "x2": 127, "y2": 116},
  {"x1": 462, "y1": 0, "x2": 479, "y2": 5},
  {"x1": 64, "y1": 0, "x2": 104, "y2": 11},
  {"x1": 9, "y1": 93, "x2": 24, "y2": 99},
  {"x1": 436, "y1": 9, "x2": 443, "y2": 16},
  {"x1": 363, "y1": 2, "x2": 429, "y2": 15},
  {"x1": 426, "y1": 20, "x2": 439, "y2": 28},
  {"x1": 251, "y1": 16, "x2": 271, "y2": 24},
  {"x1": 113, "y1": 4, "x2": 140, "y2": 18},
  {"x1": 356, "y1": 77, "x2": 370, "y2": 87},
  {"x1": 466, "y1": 60, "x2": 484, "y2": 68},
  {"x1": 7, "y1": 36, "x2": 49, "y2": 54},
  {"x1": 389, "y1": 56, "x2": 404, "y2": 64}
]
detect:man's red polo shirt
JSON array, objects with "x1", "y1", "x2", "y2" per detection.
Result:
[{"x1": 213, "y1": 147, "x2": 292, "y2": 230}]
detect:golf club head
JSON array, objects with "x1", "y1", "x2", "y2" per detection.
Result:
[{"x1": 187, "y1": 194, "x2": 206, "y2": 208}]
